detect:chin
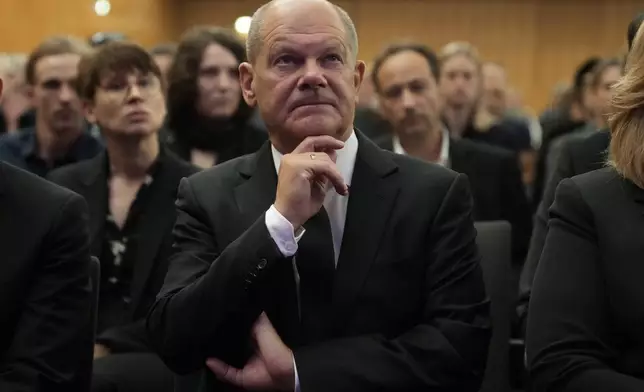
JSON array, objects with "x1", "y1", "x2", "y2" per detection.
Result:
[{"x1": 290, "y1": 117, "x2": 343, "y2": 138}]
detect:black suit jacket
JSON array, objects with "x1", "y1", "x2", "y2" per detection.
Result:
[
  {"x1": 48, "y1": 150, "x2": 199, "y2": 353},
  {"x1": 147, "y1": 134, "x2": 490, "y2": 391},
  {"x1": 518, "y1": 130, "x2": 609, "y2": 329},
  {"x1": 527, "y1": 167, "x2": 644, "y2": 391},
  {"x1": 0, "y1": 162, "x2": 92, "y2": 391},
  {"x1": 377, "y1": 135, "x2": 532, "y2": 267}
]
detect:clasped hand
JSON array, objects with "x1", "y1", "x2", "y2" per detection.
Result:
[
  {"x1": 273, "y1": 135, "x2": 349, "y2": 229},
  {"x1": 206, "y1": 313, "x2": 295, "y2": 391}
]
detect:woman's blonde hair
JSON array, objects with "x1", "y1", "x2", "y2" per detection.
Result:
[{"x1": 609, "y1": 22, "x2": 644, "y2": 188}]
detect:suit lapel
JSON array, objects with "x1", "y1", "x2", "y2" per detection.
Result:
[
  {"x1": 78, "y1": 154, "x2": 109, "y2": 257},
  {"x1": 129, "y1": 155, "x2": 185, "y2": 315},
  {"x1": 233, "y1": 143, "x2": 277, "y2": 223},
  {"x1": 332, "y1": 135, "x2": 399, "y2": 332}
]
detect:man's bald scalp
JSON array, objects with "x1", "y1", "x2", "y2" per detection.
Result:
[{"x1": 245, "y1": 0, "x2": 359, "y2": 65}]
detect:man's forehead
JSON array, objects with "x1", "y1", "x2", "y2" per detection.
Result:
[
  {"x1": 261, "y1": 1, "x2": 345, "y2": 41},
  {"x1": 35, "y1": 55, "x2": 80, "y2": 79}
]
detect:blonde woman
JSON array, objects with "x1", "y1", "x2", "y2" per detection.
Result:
[{"x1": 526, "y1": 24, "x2": 644, "y2": 392}]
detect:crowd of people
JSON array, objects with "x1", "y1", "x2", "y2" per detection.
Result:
[{"x1": 1, "y1": 0, "x2": 644, "y2": 391}]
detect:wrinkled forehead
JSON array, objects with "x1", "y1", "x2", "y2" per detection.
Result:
[{"x1": 262, "y1": 5, "x2": 348, "y2": 53}]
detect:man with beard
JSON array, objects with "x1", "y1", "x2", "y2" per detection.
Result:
[
  {"x1": 163, "y1": 26, "x2": 267, "y2": 169},
  {"x1": 0, "y1": 37, "x2": 103, "y2": 177},
  {"x1": 373, "y1": 43, "x2": 532, "y2": 268}
]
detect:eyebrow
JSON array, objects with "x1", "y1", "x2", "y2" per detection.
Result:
[{"x1": 269, "y1": 39, "x2": 347, "y2": 55}]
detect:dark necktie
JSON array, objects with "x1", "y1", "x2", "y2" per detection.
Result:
[{"x1": 296, "y1": 206, "x2": 335, "y2": 344}]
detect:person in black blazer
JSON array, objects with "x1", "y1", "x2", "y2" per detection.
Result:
[
  {"x1": 517, "y1": 129, "x2": 609, "y2": 330},
  {"x1": 370, "y1": 41, "x2": 532, "y2": 267},
  {"x1": 0, "y1": 161, "x2": 92, "y2": 391},
  {"x1": 147, "y1": 1, "x2": 490, "y2": 391},
  {"x1": 526, "y1": 25, "x2": 644, "y2": 391},
  {"x1": 48, "y1": 42, "x2": 198, "y2": 392}
]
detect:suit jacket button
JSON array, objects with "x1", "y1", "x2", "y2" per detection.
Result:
[{"x1": 258, "y1": 258, "x2": 268, "y2": 269}]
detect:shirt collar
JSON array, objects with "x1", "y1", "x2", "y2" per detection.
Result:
[
  {"x1": 270, "y1": 130, "x2": 358, "y2": 186},
  {"x1": 392, "y1": 128, "x2": 451, "y2": 167}
]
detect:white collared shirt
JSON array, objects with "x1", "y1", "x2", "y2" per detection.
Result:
[
  {"x1": 264, "y1": 130, "x2": 358, "y2": 265},
  {"x1": 392, "y1": 128, "x2": 451, "y2": 167}
]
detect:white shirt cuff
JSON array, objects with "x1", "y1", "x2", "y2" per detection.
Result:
[{"x1": 265, "y1": 205, "x2": 305, "y2": 257}]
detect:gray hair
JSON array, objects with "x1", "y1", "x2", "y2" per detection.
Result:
[{"x1": 246, "y1": 0, "x2": 358, "y2": 65}]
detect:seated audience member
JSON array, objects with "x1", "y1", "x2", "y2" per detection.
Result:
[
  {"x1": 0, "y1": 36, "x2": 103, "y2": 177},
  {"x1": 526, "y1": 25, "x2": 644, "y2": 392},
  {"x1": 147, "y1": 1, "x2": 490, "y2": 391},
  {"x1": 48, "y1": 42, "x2": 198, "y2": 392},
  {"x1": 532, "y1": 57, "x2": 600, "y2": 208},
  {"x1": 545, "y1": 58, "x2": 622, "y2": 183},
  {"x1": 1, "y1": 70, "x2": 93, "y2": 391},
  {"x1": 438, "y1": 42, "x2": 532, "y2": 155},
  {"x1": 371, "y1": 42, "x2": 531, "y2": 267},
  {"x1": 163, "y1": 26, "x2": 266, "y2": 169},
  {"x1": 517, "y1": 12, "x2": 643, "y2": 335}
]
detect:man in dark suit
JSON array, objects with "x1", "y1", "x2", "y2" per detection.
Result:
[
  {"x1": 371, "y1": 42, "x2": 532, "y2": 267},
  {"x1": 0, "y1": 74, "x2": 93, "y2": 390},
  {"x1": 48, "y1": 42, "x2": 198, "y2": 392},
  {"x1": 147, "y1": 0, "x2": 490, "y2": 391}
]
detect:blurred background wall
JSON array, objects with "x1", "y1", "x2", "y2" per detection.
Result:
[{"x1": 0, "y1": 0, "x2": 639, "y2": 111}]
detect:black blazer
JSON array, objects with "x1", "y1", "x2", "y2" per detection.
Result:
[
  {"x1": 377, "y1": 135, "x2": 532, "y2": 267},
  {"x1": 147, "y1": 134, "x2": 491, "y2": 392},
  {"x1": 527, "y1": 167, "x2": 644, "y2": 391},
  {"x1": 518, "y1": 130, "x2": 609, "y2": 329},
  {"x1": 162, "y1": 123, "x2": 267, "y2": 165},
  {"x1": 0, "y1": 162, "x2": 92, "y2": 391},
  {"x1": 48, "y1": 150, "x2": 198, "y2": 353}
]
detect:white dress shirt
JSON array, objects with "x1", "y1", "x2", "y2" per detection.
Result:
[
  {"x1": 263, "y1": 131, "x2": 358, "y2": 392},
  {"x1": 392, "y1": 128, "x2": 451, "y2": 167},
  {"x1": 265, "y1": 130, "x2": 358, "y2": 262}
]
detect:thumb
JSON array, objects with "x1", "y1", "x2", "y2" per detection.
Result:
[{"x1": 254, "y1": 313, "x2": 291, "y2": 362}]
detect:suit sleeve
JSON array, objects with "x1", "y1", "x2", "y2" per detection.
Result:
[
  {"x1": 0, "y1": 194, "x2": 92, "y2": 392},
  {"x1": 526, "y1": 179, "x2": 644, "y2": 391},
  {"x1": 146, "y1": 177, "x2": 286, "y2": 374},
  {"x1": 517, "y1": 139, "x2": 575, "y2": 332},
  {"x1": 499, "y1": 153, "x2": 532, "y2": 267},
  {"x1": 294, "y1": 174, "x2": 491, "y2": 392}
]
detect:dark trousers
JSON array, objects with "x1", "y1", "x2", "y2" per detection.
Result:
[{"x1": 91, "y1": 353, "x2": 174, "y2": 392}]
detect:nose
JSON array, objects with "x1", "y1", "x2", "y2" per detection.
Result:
[
  {"x1": 125, "y1": 83, "x2": 144, "y2": 101},
  {"x1": 59, "y1": 83, "x2": 76, "y2": 103},
  {"x1": 216, "y1": 72, "x2": 235, "y2": 91},
  {"x1": 297, "y1": 59, "x2": 328, "y2": 91},
  {"x1": 401, "y1": 88, "x2": 416, "y2": 109}
]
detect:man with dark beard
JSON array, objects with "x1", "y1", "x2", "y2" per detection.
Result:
[{"x1": 163, "y1": 26, "x2": 267, "y2": 169}]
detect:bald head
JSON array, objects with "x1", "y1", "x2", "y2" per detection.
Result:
[{"x1": 246, "y1": 0, "x2": 358, "y2": 65}]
